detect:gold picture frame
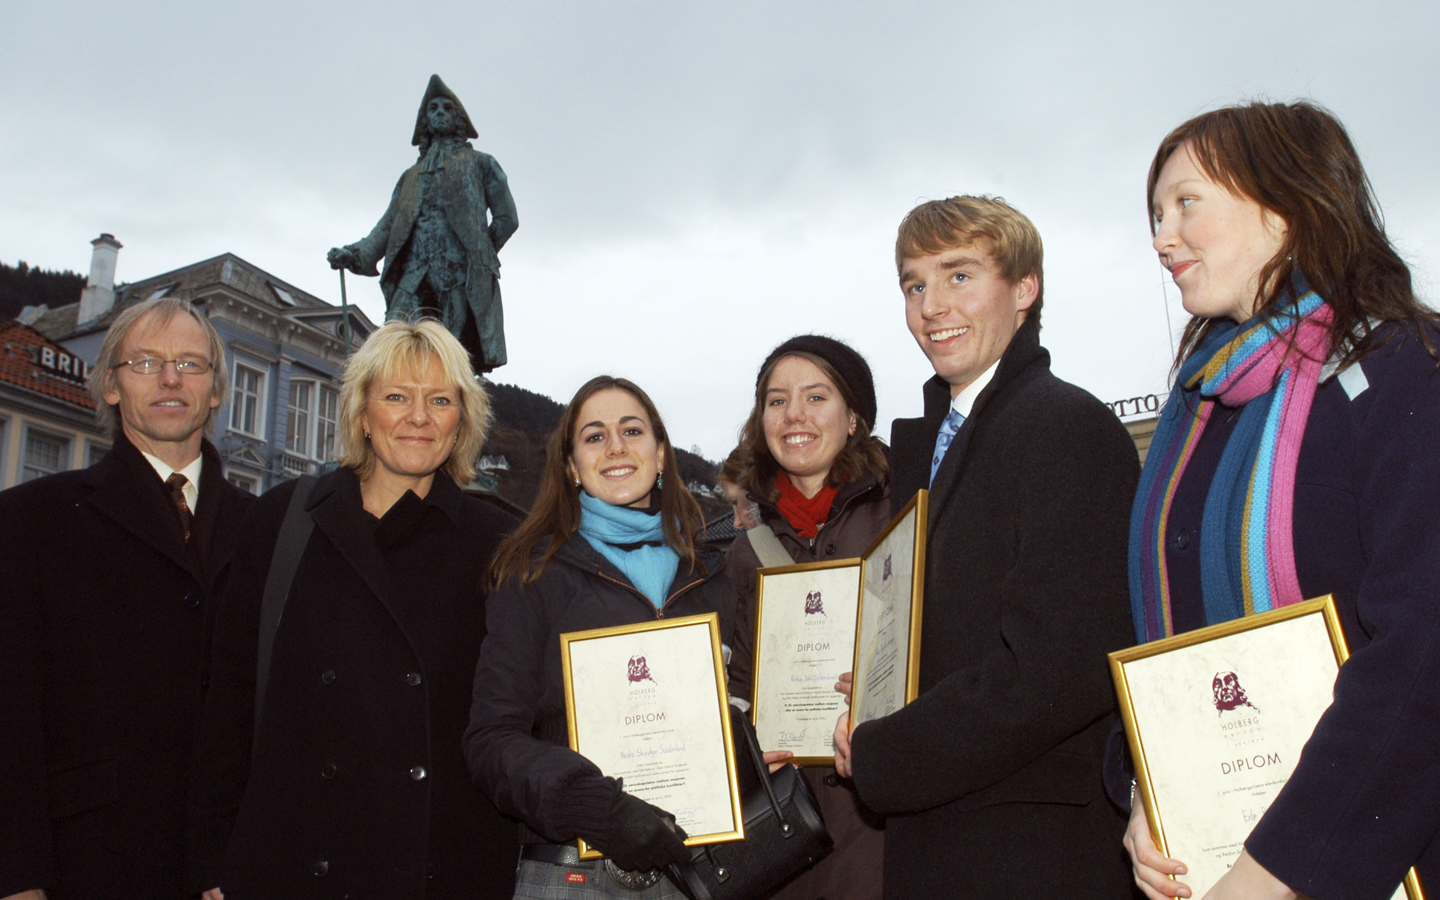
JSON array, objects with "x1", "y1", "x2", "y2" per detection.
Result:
[
  {"x1": 1111, "y1": 595, "x2": 1422, "y2": 899},
  {"x1": 561, "y1": 612, "x2": 745, "y2": 860},
  {"x1": 849, "y1": 489, "x2": 928, "y2": 732},
  {"x1": 751, "y1": 557, "x2": 863, "y2": 765}
]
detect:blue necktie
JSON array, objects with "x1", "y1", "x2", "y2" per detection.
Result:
[{"x1": 930, "y1": 408, "x2": 965, "y2": 486}]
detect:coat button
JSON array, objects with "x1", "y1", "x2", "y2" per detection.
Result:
[
  {"x1": 313, "y1": 860, "x2": 329, "y2": 876},
  {"x1": 427, "y1": 862, "x2": 436, "y2": 879},
  {"x1": 321, "y1": 763, "x2": 337, "y2": 779},
  {"x1": 824, "y1": 544, "x2": 837, "y2": 556},
  {"x1": 1174, "y1": 528, "x2": 1190, "y2": 551},
  {"x1": 321, "y1": 669, "x2": 336, "y2": 685},
  {"x1": 405, "y1": 672, "x2": 422, "y2": 687},
  {"x1": 410, "y1": 766, "x2": 427, "y2": 781},
  {"x1": 824, "y1": 774, "x2": 840, "y2": 787},
  {"x1": 184, "y1": 592, "x2": 200, "y2": 608}
]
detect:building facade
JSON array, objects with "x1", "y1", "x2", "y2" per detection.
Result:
[
  {"x1": 21, "y1": 235, "x2": 374, "y2": 494},
  {"x1": 0, "y1": 321, "x2": 109, "y2": 489}
]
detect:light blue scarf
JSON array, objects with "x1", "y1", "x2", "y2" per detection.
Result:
[{"x1": 577, "y1": 492, "x2": 679, "y2": 609}]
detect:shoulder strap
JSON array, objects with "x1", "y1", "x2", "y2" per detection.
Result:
[
  {"x1": 254, "y1": 475, "x2": 317, "y2": 762},
  {"x1": 745, "y1": 524, "x2": 792, "y2": 569}
]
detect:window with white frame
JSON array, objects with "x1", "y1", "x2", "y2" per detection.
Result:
[
  {"x1": 286, "y1": 379, "x2": 341, "y2": 460},
  {"x1": 316, "y1": 384, "x2": 339, "y2": 460},
  {"x1": 231, "y1": 361, "x2": 266, "y2": 437},
  {"x1": 286, "y1": 380, "x2": 312, "y2": 456},
  {"x1": 226, "y1": 470, "x2": 260, "y2": 495},
  {"x1": 23, "y1": 427, "x2": 71, "y2": 482}
]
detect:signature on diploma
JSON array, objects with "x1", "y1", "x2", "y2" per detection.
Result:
[{"x1": 778, "y1": 728, "x2": 809, "y2": 743}]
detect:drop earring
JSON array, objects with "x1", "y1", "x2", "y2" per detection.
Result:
[{"x1": 656, "y1": 469, "x2": 664, "y2": 489}]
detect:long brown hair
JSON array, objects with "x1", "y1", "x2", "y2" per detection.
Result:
[
  {"x1": 488, "y1": 376, "x2": 706, "y2": 587},
  {"x1": 736, "y1": 350, "x2": 888, "y2": 503},
  {"x1": 1148, "y1": 100, "x2": 1436, "y2": 370}
]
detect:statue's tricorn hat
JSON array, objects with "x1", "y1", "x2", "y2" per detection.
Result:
[{"x1": 412, "y1": 74, "x2": 479, "y2": 146}]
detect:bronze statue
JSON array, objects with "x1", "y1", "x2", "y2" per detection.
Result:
[{"x1": 328, "y1": 75, "x2": 518, "y2": 372}]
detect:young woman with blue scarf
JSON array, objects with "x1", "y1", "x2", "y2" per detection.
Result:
[
  {"x1": 465, "y1": 376, "x2": 737, "y2": 899},
  {"x1": 1122, "y1": 102, "x2": 1440, "y2": 900}
]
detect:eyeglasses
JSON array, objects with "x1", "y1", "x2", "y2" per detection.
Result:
[{"x1": 111, "y1": 356, "x2": 213, "y2": 375}]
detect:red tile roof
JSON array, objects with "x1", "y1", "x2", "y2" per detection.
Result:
[{"x1": 0, "y1": 320, "x2": 97, "y2": 410}]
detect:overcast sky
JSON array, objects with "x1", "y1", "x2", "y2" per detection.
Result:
[{"x1": 3, "y1": 1, "x2": 1437, "y2": 460}]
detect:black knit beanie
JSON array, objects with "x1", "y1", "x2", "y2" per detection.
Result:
[{"x1": 757, "y1": 335, "x2": 878, "y2": 431}]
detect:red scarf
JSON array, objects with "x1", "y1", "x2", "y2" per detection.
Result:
[{"x1": 774, "y1": 471, "x2": 838, "y2": 539}]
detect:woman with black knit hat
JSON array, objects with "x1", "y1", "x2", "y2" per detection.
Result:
[{"x1": 726, "y1": 335, "x2": 890, "y2": 900}]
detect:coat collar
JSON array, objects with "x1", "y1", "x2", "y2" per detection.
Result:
[
  {"x1": 304, "y1": 468, "x2": 463, "y2": 654},
  {"x1": 81, "y1": 432, "x2": 223, "y2": 580},
  {"x1": 925, "y1": 318, "x2": 1049, "y2": 524},
  {"x1": 754, "y1": 473, "x2": 886, "y2": 538}
]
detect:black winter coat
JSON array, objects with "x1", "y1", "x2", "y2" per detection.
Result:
[
  {"x1": 187, "y1": 469, "x2": 519, "y2": 900},
  {"x1": 850, "y1": 321, "x2": 1141, "y2": 898},
  {"x1": 465, "y1": 537, "x2": 738, "y2": 849},
  {"x1": 726, "y1": 475, "x2": 891, "y2": 900},
  {"x1": 0, "y1": 435, "x2": 252, "y2": 899}
]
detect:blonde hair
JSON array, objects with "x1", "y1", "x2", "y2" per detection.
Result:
[
  {"x1": 895, "y1": 195, "x2": 1045, "y2": 326},
  {"x1": 88, "y1": 296, "x2": 229, "y2": 439},
  {"x1": 335, "y1": 319, "x2": 491, "y2": 485}
]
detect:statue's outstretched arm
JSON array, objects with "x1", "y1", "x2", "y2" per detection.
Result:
[{"x1": 328, "y1": 173, "x2": 406, "y2": 276}]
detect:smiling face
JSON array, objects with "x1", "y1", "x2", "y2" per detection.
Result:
[
  {"x1": 761, "y1": 355, "x2": 856, "y2": 497},
  {"x1": 900, "y1": 239, "x2": 1037, "y2": 398},
  {"x1": 102, "y1": 310, "x2": 221, "y2": 467},
  {"x1": 1151, "y1": 143, "x2": 1289, "y2": 323},
  {"x1": 360, "y1": 355, "x2": 461, "y2": 493},
  {"x1": 568, "y1": 387, "x2": 664, "y2": 509}
]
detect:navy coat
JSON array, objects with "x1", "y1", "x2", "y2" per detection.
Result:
[
  {"x1": 849, "y1": 321, "x2": 1141, "y2": 898},
  {"x1": 0, "y1": 434, "x2": 252, "y2": 899},
  {"x1": 187, "y1": 469, "x2": 519, "y2": 899}
]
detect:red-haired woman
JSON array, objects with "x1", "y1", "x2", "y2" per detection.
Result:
[{"x1": 1125, "y1": 101, "x2": 1440, "y2": 900}]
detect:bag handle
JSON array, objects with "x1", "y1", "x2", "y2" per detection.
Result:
[
  {"x1": 745, "y1": 524, "x2": 792, "y2": 569},
  {"x1": 731, "y1": 709, "x2": 793, "y2": 835},
  {"x1": 663, "y1": 711, "x2": 793, "y2": 900},
  {"x1": 253, "y1": 474, "x2": 317, "y2": 765}
]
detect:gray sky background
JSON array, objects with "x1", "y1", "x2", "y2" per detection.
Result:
[{"x1": 3, "y1": 1, "x2": 1437, "y2": 461}]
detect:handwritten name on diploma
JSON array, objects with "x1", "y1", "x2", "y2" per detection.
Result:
[
  {"x1": 618, "y1": 743, "x2": 689, "y2": 759},
  {"x1": 1219, "y1": 751, "x2": 1280, "y2": 775}
]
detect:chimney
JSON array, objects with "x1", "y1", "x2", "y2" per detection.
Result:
[{"x1": 77, "y1": 233, "x2": 122, "y2": 328}]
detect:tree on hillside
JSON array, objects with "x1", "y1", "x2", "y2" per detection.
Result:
[{"x1": 0, "y1": 261, "x2": 85, "y2": 320}]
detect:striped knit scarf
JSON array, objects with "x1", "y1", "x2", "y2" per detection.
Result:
[{"x1": 1129, "y1": 289, "x2": 1334, "y2": 642}]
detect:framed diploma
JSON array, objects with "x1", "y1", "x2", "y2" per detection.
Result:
[
  {"x1": 751, "y1": 558, "x2": 862, "y2": 764},
  {"x1": 849, "y1": 489, "x2": 927, "y2": 731},
  {"x1": 562, "y1": 613, "x2": 744, "y2": 859},
  {"x1": 1111, "y1": 596, "x2": 1423, "y2": 900}
]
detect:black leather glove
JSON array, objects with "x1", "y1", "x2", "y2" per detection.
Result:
[{"x1": 598, "y1": 791, "x2": 690, "y2": 872}]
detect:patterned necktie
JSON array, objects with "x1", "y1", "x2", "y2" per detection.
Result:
[
  {"x1": 930, "y1": 408, "x2": 966, "y2": 486},
  {"x1": 166, "y1": 473, "x2": 193, "y2": 542}
]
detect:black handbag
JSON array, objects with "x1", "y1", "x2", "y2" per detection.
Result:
[{"x1": 664, "y1": 711, "x2": 833, "y2": 900}]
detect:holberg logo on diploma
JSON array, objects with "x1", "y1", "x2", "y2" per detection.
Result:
[{"x1": 1110, "y1": 597, "x2": 1421, "y2": 900}]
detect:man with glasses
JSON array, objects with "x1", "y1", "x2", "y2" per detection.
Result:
[{"x1": 0, "y1": 297, "x2": 253, "y2": 900}]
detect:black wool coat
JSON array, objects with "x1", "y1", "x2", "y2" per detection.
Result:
[
  {"x1": 0, "y1": 434, "x2": 253, "y2": 900},
  {"x1": 849, "y1": 321, "x2": 1142, "y2": 898},
  {"x1": 465, "y1": 537, "x2": 738, "y2": 849},
  {"x1": 187, "y1": 469, "x2": 519, "y2": 900}
]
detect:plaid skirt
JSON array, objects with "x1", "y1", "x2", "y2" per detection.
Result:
[{"x1": 513, "y1": 858, "x2": 686, "y2": 900}]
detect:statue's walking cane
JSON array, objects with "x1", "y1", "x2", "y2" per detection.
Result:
[{"x1": 338, "y1": 268, "x2": 352, "y2": 356}]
